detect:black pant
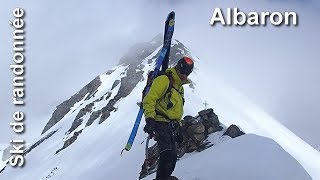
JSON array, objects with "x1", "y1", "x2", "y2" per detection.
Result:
[{"x1": 154, "y1": 121, "x2": 178, "y2": 180}]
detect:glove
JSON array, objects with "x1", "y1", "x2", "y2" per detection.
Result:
[{"x1": 144, "y1": 118, "x2": 156, "y2": 135}]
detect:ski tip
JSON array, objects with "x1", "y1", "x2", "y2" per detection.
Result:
[
  {"x1": 120, "y1": 144, "x2": 132, "y2": 156},
  {"x1": 167, "y1": 11, "x2": 175, "y2": 20},
  {"x1": 166, "y1": 13, "x2": 175, "y2": 27},
  {"x1": 125, "y1": 143, "x2": 132, "y2": 151}
]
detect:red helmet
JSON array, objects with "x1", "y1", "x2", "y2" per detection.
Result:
[{"x1": 176, "y1": 57, "x2": 194, "y2": 76}]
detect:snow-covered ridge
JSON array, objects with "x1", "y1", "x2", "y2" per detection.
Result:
[
  {"x1": 191, "y1": 68, "x2": 320, "y2": 179},
  {"x1": 0, "y1": 36, "x2": 318, "y2": 179},
  {"x1": 173, "y1": 134, "x2": 311, "y2": 180}
]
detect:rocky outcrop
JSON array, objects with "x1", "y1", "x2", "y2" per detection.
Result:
[
  {"x1": 56, "y1": 130, "x2": 83, "y2": 154},
  {"x1": 139, "y1": 108, "x2": 245, "y2": 179},
  {"x1": 86, "y1": 110, "x2": 102, "y2": 127},
  {"x1": 111, "y1": 80, "x2": 121, "y2": 90},
  {"x1": 99, "y1": 61, "x2": 144, "y2": 124},
  {"x1": 223, "y1": 124, "x2": 245, "y2": 138},
  {"x1": 66, "y1": 103, "x2": 95, "y2": 135}
]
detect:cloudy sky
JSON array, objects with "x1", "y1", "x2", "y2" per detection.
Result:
[{"x1": 1, "y1": 0, "x2": 319, "y2": 148}]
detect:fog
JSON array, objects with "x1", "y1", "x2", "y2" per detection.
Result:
[{"x1": 0, "y1": 0, "x2": 319, "y2": 148}]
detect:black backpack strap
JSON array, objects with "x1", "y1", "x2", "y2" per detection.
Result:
[
  {"x1": 155, "y1": 72, "x2": 185, "y2": 120},
  {"x1": 164, "y1": 72, "x2": 174, "y2": 109}
]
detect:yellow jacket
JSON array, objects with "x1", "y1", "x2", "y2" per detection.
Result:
[{"x1": 143, "y1": 68, "x2": 188, "y2": 124}]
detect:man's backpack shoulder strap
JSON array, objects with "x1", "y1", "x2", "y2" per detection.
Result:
[{"x1": 158, "y1": 71, "x2": 174, "y2": 98}]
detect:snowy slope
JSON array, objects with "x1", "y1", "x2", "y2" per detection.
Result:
[
  {"x1": 152, "y1": 134, "x2": 311, "y2": 180},
  {"x1": 0, "y1": 38, "x2": 319, "y2": 180},
  {"x1": 189, "y1": 65, "x2": 320, "y2": 179}
]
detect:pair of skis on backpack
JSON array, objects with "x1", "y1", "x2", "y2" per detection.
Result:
[{"x1": 121, "y1": 11, "x2": 175, "y2": 155}]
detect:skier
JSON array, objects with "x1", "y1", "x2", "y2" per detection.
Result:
[{"x1": 143, "y1": 57, "x2": 194, "y2": 180}]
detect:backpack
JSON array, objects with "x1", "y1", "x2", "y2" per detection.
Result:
[
  {"x1": 140, "y1": 71, "x2": 185, "y2": 120},
  {"x1": 142, "y1": 71, "x2": 173, "y2": 100},
  {"x1": 141, "y1": 70, "x2": 185, "y2": 111}
]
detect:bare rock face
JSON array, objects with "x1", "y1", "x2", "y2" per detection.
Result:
[
  {"x1": 98, "y1": 57, "x2": 144, "y2": 124},
  {"x1": 56, "y1": 129, "x2": 83, "y2": 154},
  {"x1": 223, "y1": 124, "x2": 245, "y2": 138},
  {"x1": 187, "y1": 123, "x2": 206, "y2": 143},
  {"x1": 198, "y1": 108, "x2": 222, "y2": 133}
]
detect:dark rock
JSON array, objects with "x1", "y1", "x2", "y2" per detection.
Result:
[
  {"x1": 198, "y1": 108, "x2": 219, "y2": 125},
  {"x1": 66, "y1": 102, "x2": 95, "y2": 134},
  {"x1": 169, "y1": 40, "x2": 192, "y2": 66},
  {"x1": 66, "y1": 118, "x2": 83, "y2": 135},
  {"x1": 86, "y1": 110, "x2": 102, "y2": 127},
  {"x1": 223, "y1": 124, "x2": 245, "y2": 138},
  {"x1": 183, "y1": 115, "x2": 193, "y2": 121},
  {"x1": 196, "y1": 141, "x2": 214, "y2": 152},
  {"x1": 186, "y1": 139, "x2": 199, "y2": 153},
  {"x1": 99, "y1": 62, "x2": 144, "y2": 124},
  {"x1": 106, "y1": 69, "x2": 115, "y2": 75},
  {"x1": 198, "y1": 108, "x2": 214, "y2": 117},
  {"x1": 198, "y1": 108, "x2": 220, "y2": 135},
  {"x1": 187, "y1": 123, "x2": 205, "y2": 136},
  {"x1": 207, "y1": 125, "x2": 223, "y2": 134},
  {"x1": 56, "y1": 129, "x2": 83, "y2": 154},
  {"x1": 139, "y1": 143, "x2": 160, "y2": 179},
  {"x1": 75, "y1": 103, "x2": 94, "y2": 120},
  {"x1": 182, "y1": 115, "x2": 197, "y2": 129},
  {"x1": 111, "y1": 80, "x2": 121, "y2": 90}
]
